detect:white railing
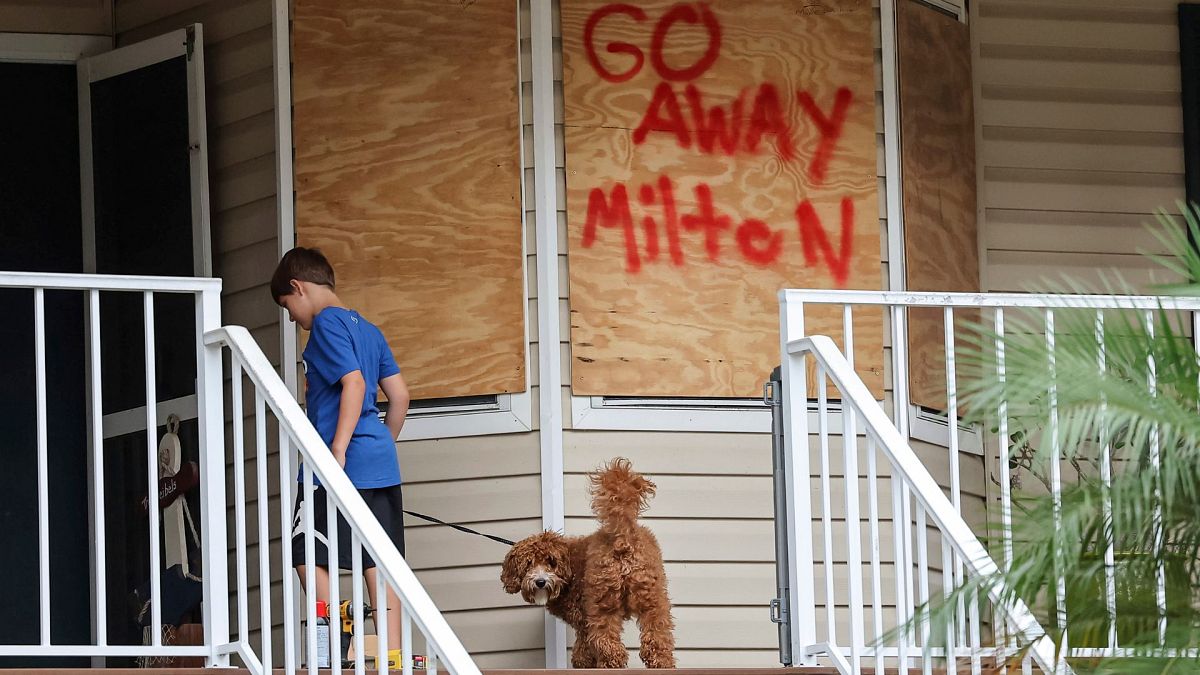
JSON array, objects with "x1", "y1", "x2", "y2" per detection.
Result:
[
  {"x1": 778, "y1": 289, "x2": 1200, "y2": 674},
  {"x1": 0, "y1": 271, "x2": 228, "y2": 664},
  {"x1": 0, "y1": 271, "x2": 477, "y2": 675},
  {"x1": 210, "y1": 325, "x2": 479, "y2": 675}
]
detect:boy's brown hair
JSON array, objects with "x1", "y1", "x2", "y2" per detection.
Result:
[{"x1": 271, "y1": 247, "x2": 335, "y2": 303}]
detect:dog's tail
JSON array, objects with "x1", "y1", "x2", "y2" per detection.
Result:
[{"x1": 589, "y1": 458, "x2": 656, "y2": 533}]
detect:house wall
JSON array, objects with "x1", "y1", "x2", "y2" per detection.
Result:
[
  {"x1": 0, "y1": 0, "x2": 1041, "y2": 662},
  {"x1": 26, "y1": 0, "x2": 1176, "y2": 666},
  {"x1": 562, "y1": 431, "x2": 986, "y2": 666},
  {"x1": 974, "y1": 0, "x2": 1186, "y2": 292},
  {"x1": 0, "y1": 0, "x2": 286, "y2": 660},
  {"x1": 227, "y1": 0, "x2": 1191, "y2": 665},
  {"x1": 968, "y1": 0, "x2": 1187, "y2": 651},
  {"x1": 251, "y1": 0, "x2": 982, "y2": 665},
  {"x1": 0, "y1": 0, "x2": 112, "y2": 35}
]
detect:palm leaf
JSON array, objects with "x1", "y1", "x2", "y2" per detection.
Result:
[{"x1": 895, "y1": 204, "x2": 1200, "y2": 673}]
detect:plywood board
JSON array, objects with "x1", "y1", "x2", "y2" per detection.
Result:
[
  {"x1": 562, "y1": 0, "x2": 883, "y2": 398},
  {"x1": 293, "y1": 0, "x2": 525, "y2": 399},
  {"x1": 898, "y1": 0, "x2": 979, "y2": 410}
]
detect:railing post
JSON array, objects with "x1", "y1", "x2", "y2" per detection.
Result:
[
  {"x1": 195, "y1": 285, "x2": 230, "y2": 666},
  {"x1": 778, "y1": 292, "x2": 817, "y2": 664}
]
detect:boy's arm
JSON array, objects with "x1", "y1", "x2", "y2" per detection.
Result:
[
  {"x1": 380, "y1": 372, "x2": 410, "y2": 440},
  {"x1": 331, "y1": 370, "x2": 367, "y2": 468}
]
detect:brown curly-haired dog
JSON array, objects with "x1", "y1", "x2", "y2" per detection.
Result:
[{"x1": 500, "y1": 458, "x2": 676, "y2": 668}]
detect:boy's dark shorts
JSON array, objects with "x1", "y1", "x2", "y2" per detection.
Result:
[{"x1": 291, "y1": 483, "x2": 405, "y2": 570}]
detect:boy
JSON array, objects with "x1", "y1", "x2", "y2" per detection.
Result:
[{"x1": 271, "y1": 246, "x2": 410, "y2": 657}]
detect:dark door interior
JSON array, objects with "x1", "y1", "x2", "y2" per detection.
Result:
[
  {"x1": 0, "y1": 52, "x2": 199, "y2": 667},
  {"x1": 89, "y1": 53, "x2": 200, "y2": 662},
  {"x1": 0, "y1": 61, "x2": 90, "y2": 668}
]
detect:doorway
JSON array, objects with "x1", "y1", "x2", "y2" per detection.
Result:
[{"x1": 0, "y1": 26, "x2": 210, "y2": 667}]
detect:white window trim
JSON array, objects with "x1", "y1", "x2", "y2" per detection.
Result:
[
  {"x1": 102, "y1": 394, "x2": 198, "y2": 440},
  {"x1": 907, "y1": 404, "x2": 984, "y2": 455},
  {"x1": 570, "y1": 394, "x2": 877, "y2": 435},
  {"x1": 570, "y1": 396, "x2": 985, "y2": 449},
  {"x1": 0, "y1": 33, "x2": 110, "y2": 64},
  {"x1": 397, "y1": 389, "x2": 532, "y2": 441},
  {"x1": 914, "y1": 0, "x2": 966, "y2": 22},
  {"x1": 571, "y1": 395, "x2": 772, "y2": 433},
  {"x1": 276, "y1": 0, "x2": 534, "y2": 441}
]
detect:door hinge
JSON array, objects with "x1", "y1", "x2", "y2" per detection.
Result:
[
  {"x1": 770, "y1": 597, "x2": 788, "y2": 624},
  {"x1": 185, "y1": 26, "x2": 196, "y2": 61},
  {"x1": 763, "y1": 380, "x2": 779, "y2": 407}
]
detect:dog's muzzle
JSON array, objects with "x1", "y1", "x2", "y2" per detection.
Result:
[{"x1": 523, "y1": 568, "x2": 561, "y2": 606}]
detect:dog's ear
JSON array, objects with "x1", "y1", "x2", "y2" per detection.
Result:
[
  {"x1": 549, "y1": 537, "x2": 573, "y2": 580},
  {"x1": 500, "y1": 547, "x2": 523, "y2": 594},
  {"x1": 636, "y1": 474, "x2": 657, "y2": 496}
]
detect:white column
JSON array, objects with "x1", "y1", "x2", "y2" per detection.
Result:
[{"x1": 529, "y1": 0, "x2": 567, "y2": 667}]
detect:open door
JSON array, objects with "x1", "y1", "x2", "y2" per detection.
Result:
[
  {"x1": 79, "y1": 24, "x2": 210, "y2": 278},
  {"x1": 76, "y1": 25, "x2": 211, "y2": 657}
]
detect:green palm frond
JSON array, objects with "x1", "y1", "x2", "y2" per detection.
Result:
[{"x1": 896, "y1": 204, "x2": 1200, "y2": 672}]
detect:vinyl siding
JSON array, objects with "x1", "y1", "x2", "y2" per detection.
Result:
[
  {"x1": 0, "y1": 0, "x2": 112, "y2": 35},
  {"x1": 974, "y1": 0, "x2": 1186, "y2": 292}
]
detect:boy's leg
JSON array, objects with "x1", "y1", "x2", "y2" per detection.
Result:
[
  {"x1": 361, "y1": 483, "x2": 406, "y2": 651},
  {"x1": 364, "y1": 567, "x2": 403, "y2": 649},
  {"x1": 293, "y1": 486, "x2": 336, "y2": 610},
  {"x1": 295, "y1": 564, "x2": 332, "y2": 604}
]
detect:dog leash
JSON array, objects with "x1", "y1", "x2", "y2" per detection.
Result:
[{"x1": 403, "y1": 510, "x2": 515, "y2": 546}]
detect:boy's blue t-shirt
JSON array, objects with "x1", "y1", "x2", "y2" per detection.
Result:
[{"x1": 301, "y1": 307, "x2": 402, "y2": 488}]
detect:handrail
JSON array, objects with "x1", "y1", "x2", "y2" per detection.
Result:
[
  {"x1": 0, "y1": 270, "x2": 222, "y2": 292},
  {"x1": 206, "y1": 325, "x2": 480, "y2": 675},
  {"x1": 780, "y1": 288, "x2": 1200, "y2": 310},
  {"x1": 786, "y1": 335, "x2": 1067, "y2": 674},
  {"x1": 0, "y1": 274, "x2": 231, "y2": 665}
]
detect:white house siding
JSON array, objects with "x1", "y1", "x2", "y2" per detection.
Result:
[
  {"x1": 0, "y1": 0, "x2": 111, "y2": 35},
  {"x1": 974, "y1": 0, "x2": 1186, "y2": 293},
  {"x1": 400, "y1": 433, "x2": 545, "y2": 669}
]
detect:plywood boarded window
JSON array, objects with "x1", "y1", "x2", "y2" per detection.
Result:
[
  {"x1": 292, "y1": 0, "x2": 524, "y2": 400},
  {"x1": 563, "y1": 0, "x2": 884, "y2": 398},
  {"x1": 898, "y1": 0, "x2": 980, "y2": 410}
]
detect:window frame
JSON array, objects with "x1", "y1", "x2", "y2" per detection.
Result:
[{"x1": 277, "y1": 5, "x2": 533, "y2": 438}]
